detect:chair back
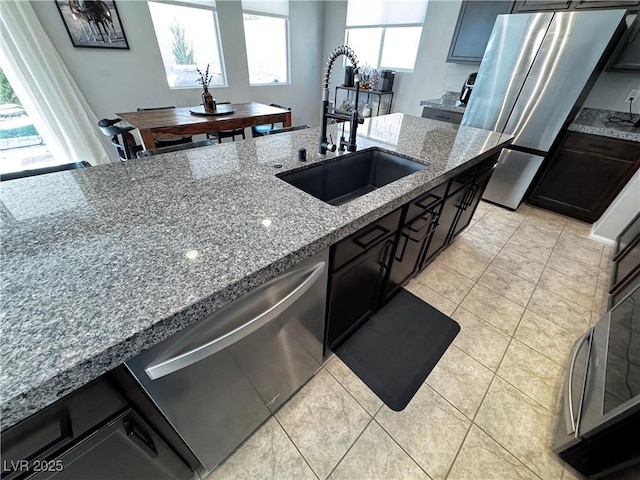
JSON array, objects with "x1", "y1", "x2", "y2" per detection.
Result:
[
  {"x1": 98, "y1": 118, "x2": 142, "y2": 160},
  {"x1": 1, "y1": 162, "x2": 90, "y2": 181},
  {"x1": 265, "y1": 125, "x2": 310, "y2": 135},
  {"x1": 137, "y1": 140, "x2": 214, "y2": 157}
]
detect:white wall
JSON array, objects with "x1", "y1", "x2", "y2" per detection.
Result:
[
  {"x1": 584, "y1": 72, "x2": 640, "y2": 113},
  {"x1": 592, "y1": 170, "x2": 640, "y2": 243},
  {"x1": 30, "y1": 0, "x2": 325, "y2": 129}
]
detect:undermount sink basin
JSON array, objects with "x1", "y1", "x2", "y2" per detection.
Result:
[{"x1": 277, "y1": 149, "x2": 428, "y2": 206}]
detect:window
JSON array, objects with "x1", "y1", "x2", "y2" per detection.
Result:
[
  {"x1": 0, "y1": 67, "x2": 59, "y2": 175},
  {"x1": 345, "y1": 0, "x2": 428, "y2": 71},
  {"x1": 242, "y1": 0, "x2": 289, "y2": 85},
  {"x1": 148, "y1": 0, "x2": 226, "y2": 88}
]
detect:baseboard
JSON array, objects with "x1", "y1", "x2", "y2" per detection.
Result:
[{"x1": 588, "y1": 232, "x2": 616, "y2": 246}]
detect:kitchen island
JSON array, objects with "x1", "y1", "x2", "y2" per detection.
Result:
[{"x1": 0, "y1": 113, "x2": 512, "y2": 430}]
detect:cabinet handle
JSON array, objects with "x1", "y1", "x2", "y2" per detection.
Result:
[
  {"x1": 395, "y1": 232, "x2": 409, "y2": 262},
  {"x1": 415, "y1": 194, "x2": 441, "y2": 210},
  {"x1": 587, "y1": 142, "x2": 614, "y2": 152},
  {"x1": 354, "y1": 225, "x2": 390, "y2": 249},
  {"x1": 464, "y1": 184, "x2": 479, "y2": 209},
  {"x1": 124, "y1": 416, "x2": 158, "y2": 459}
]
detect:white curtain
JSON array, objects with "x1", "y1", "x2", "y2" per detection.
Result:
[{"x1": 0, "y1": 1, "x2": 110, "y2": 166}]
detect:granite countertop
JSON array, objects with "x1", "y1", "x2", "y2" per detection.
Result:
[
  {"x1": 0, "y1": 113, "x2": 512, "y2": 430},
  {"x1": 420, "y1": 91, "x2": 466, "y2": 114},
  {"x1": 568, "y1": 107, "x2": 640, "y2": 143}
]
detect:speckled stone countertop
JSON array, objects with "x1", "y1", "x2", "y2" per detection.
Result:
[
  {"x1": 420, "y1": 91, "x2": 466, "y2": 114},
  {"x1": 0, "y1": 113, "x2": 512, "y2": 430},
  {"x1": 568, "y1": 107, "x2": 640, "y2": 143}
]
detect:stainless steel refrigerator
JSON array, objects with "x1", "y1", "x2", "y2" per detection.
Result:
[{"x1": 461, "y1": 10, "x2": 626, "y2": 210}]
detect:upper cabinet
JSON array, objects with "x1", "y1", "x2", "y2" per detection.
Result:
[
  {"x1": 447, "y1": 1, "x2": 513, "y2": 63},
  {"x1": 449, "y1": 0, "x2": 640, "y2": 64},
  {"x1": 512, "y1": 0, "x2": 571, "y2": 12},
  {"x1": 608, "y1": 16, "x2": 640, "y2": 71},
  {"x1": 513, "y1": 0, "x2": 639, "y2": 10}
]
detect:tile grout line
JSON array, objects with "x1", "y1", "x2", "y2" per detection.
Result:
[
  {"x1": 444, "y1": 206, "x2": 567, "y2": 478},
  {"x1": 322, "y1": 415, "x2": 376, "y2": 480},
  {"x1": 272, "y1": 414, "x2": 322, "y2": 480}
]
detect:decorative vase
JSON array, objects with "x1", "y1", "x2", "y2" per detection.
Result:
[{"x1": 202, "y1": 87, "x2": 216, "y2": 112}]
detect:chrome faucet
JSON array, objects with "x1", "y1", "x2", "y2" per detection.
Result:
[{"x1": 319, "y1": 45, "x2": 363, "y2": 155}]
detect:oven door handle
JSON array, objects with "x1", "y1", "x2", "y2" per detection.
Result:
[
  {"x1": 145, "y1": 261, "x2": 325, "y2": 380},
  {"x1": 565, "y1": 328, "x2": 593, "y2": 435}
]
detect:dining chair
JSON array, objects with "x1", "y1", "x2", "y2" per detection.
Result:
[
  {"x1": 136, "y1": 106, "x2": 193, "y2": 148},
  {"x1": 251, "y1": 104, "x2": 291, "y2": 137},
  {"x1": 98, "y1": 118, "x2": 143, "y2": 161},
  {"x1": 206, "y1": 102, "x2": 246, "y2": 144},
  {"x1": 1, "y1": 161, "x2": 90, "y2": 181},
  {"x1": 264, "y1": 125, "x2": 310, "y2": 135},
  {"x1": 137, "y1": 140, "x2": 214, "y2": 157}
]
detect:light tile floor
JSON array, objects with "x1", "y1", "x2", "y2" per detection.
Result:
[{"x1": 206, "y1": 202, "x2": 640, "y2": 480}]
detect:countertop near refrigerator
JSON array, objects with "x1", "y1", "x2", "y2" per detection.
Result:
[
  {"x1": 420, "y1": 91, "x2": 467, "y2": 114},
  {"x1": 568, "y1": 108, "x2": 640, "y2": 143},
  {"x1": 0, "y1": 114, "x2": 512, "y2": 430}
]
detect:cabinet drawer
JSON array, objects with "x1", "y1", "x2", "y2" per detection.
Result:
[
  {"x1": 562, "y1": 132, "x2": 639, "y2": 162},
  {"x1": 615, "y1": 212, "x2": 640, "y2": 259},
  {"x1": 421, "y1": 107, "x2": 463, "y2": 125},
  {"x1": 332, "y1": 208, "x2": 402, "y2": 271},
  {"x1": 405, "y1": 182, "x2": 447, "y2": 224},
  {"x1": 612, "y1": 236, "x2": 640, "y2": 290},
  {"x1": 449, "y1": 156, "x2": 498, "y2": 195}
]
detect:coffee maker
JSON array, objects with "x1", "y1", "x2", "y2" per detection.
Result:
[{"x1": 459, "y1": 72, "x2": 477, "y2": 105}]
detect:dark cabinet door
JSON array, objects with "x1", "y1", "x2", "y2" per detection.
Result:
[
  {"x1": 421, "y1": 107, "x2": 463, "y2": 124},
  {"x1": 608, "y1": 17, "x2": 640, "y2": 72},
  {"x1": 447, "y1": 1, "x2": 514, "y2": 63},
  {"x1": 529, "y1": 138, "x2": 639, "y2": 223},
  {"x1": 575, "y1": 0, "x2": 640, "y2": 8},
  {"x1": 33, "y1": 410, "x2": 192, "y2": 480},
  {"x1": 385, "y1": 208, "x2": 439, "y2": 300},
  {"x1": 421, "y1": 187, "x2": 466, "y2": 269},
  {"x1": 512, "y1": 0, "x2": 572, "y2": 11},
  {"x1": 451, "y1": 171, "x2": 493, "y2": 240},
  {"x1": 327, "y1": 238, "x2": 394, "y2": 349}
]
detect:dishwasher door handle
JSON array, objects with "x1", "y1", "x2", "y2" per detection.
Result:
[{"x1": 145, "y1": 261, "x2": 326, "y2": 380}]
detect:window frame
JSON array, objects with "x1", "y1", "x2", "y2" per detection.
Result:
[
  {"x1": 147, "y1": 0, "x2": 228, "y2": 89},
  {"x1": 345, "y1": 23, "x2": 424, "y2": 72},
  {"x1": 242, "y1": 9, "x2": 291, "y2": 86}
]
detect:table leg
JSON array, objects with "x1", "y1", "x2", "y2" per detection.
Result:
[
  {"x1": 139, "y1": 129, "x2": 156, "y2": 150},
  {"x1": 284, "y1": 111, "x2": 292, "y2": 128}
]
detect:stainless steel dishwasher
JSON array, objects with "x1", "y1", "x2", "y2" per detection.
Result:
[{"x1": 126, "y1": 250, "x2": 328, "y2": 472}]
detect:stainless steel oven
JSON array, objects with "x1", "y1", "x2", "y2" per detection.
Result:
[{"x1": 554, "y1": 285, "x2": 640, "y2": 478}]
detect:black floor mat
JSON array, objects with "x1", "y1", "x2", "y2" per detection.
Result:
[{"x1": 336, "y1": 288, "x2": 460, "y2": 411}]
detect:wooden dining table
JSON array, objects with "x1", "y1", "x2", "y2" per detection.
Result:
[{"x1": 117, "y1": 102, "x2": 292, "y2": 150}]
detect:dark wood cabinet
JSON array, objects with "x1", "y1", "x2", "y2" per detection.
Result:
[
  {"x1": 447, "y1": 1, "x2": 514, "y2": 63},
  {"x1": 325, "y1": 155, "x2": 498, "y2": 351},
  {"x1": 327, "y1": 237, "x2": 394, "y2": 349},
  {"x1": 608, "y1": 16, "x2": 640, "y2": 71},
  {"x1": 512, "y1": 0, "x2": 571, "y2": 11},
  {"x1": 421, "y1": 107, "x2": 463, "y2": 124},
  {"x1": 1, "y1": 379, "x2": 192, "y2": 480},
  {"x1": 529, "y1": 132, "x2": 640, "y2": 223},
  {"x1": 513, "y1": 0, "x2": 638, "y2": 11},
  {"x1": 610, "y1": 213, "x2": 640, "y2": 308},
  {"x1": 385, "y1": 203, "x2": 440, "y2": 301}
]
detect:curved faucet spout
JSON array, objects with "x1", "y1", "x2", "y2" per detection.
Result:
[
  {"x1": 319, "y1": 45, "x2": 361, "y2": 155},
  {"x1": 323, "y1": 45, "x2": 359, "y2": 101}
]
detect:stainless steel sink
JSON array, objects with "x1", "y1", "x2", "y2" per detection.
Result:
[{"x1": 277, "y1": 149, "x2": 428, "y2": 206}]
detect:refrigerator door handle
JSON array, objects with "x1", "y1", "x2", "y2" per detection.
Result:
[
  {"x1": 565, "y1": 328, "x2": 593, "y2": 435},
  {"x1": 145, "y1": 261, "x2": 326, "y2": 380}
]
